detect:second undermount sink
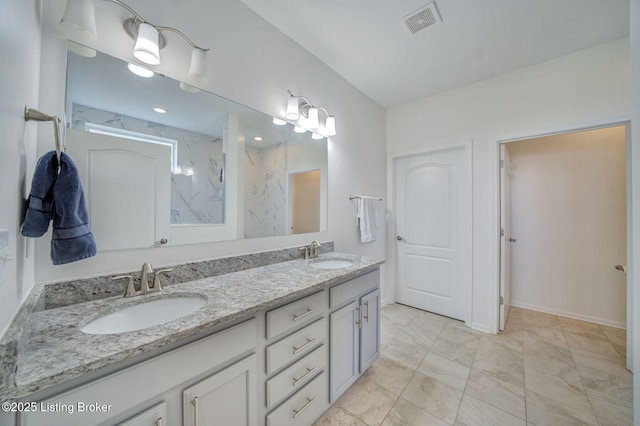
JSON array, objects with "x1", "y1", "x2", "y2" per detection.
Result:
[
  {"x1": 308, "y1": 259, "x2": 354, "y2": 270},
  {"x1": 81, "y1": 295, "x2": 207, "y2": 335}
]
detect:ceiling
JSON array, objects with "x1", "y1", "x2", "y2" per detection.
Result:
[{"x1": 239, "y1": 0, "x2": 630, "y2": 108}]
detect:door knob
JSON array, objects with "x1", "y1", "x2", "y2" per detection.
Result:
[
  {"x1": 615, "y1": 265, "x2": 627, "y2": 273},
  {"x1": 509, "y1": 238, "x2": 517, "y2": 243},
  {"x1": 396, "y1": 235, "x2": 404, "y2": 241}
]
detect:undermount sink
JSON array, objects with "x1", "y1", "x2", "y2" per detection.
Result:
[
  {"x1": 308, "y1": 259, "x2": 353, "y2": 270},
  {"x1": 81, "y1": 295, "x2": 207, "y2": 335}
]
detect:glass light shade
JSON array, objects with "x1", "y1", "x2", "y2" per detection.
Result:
[
  {"x1": 285, "y1": 97, "x2": 300, "y2": 120},
  {"x1": 312, "y1": 132, "x2": 324, "y2": 140},
  {"x1": 60, "y1": 0, "x2": 97, "y2": 41},
  {"x1": 294, "y1": 126, "x2": 307, "y2": 133},
  {"x1": 189, "y1": 48, "x2": 209, "y2": 82},
  {"x1": 127, "y1": 63, "x2": 154, "y2": 78},
  {"x1": 272, "y1": 117, "x2": 287, "y2": 125},
  {"x1": 323, "y1": 115, "x2": 337, "y2": 136},
  {"x1": 133, "y1": 23, "x2": 161, "y2": 65},
  {"x1": 306, "y1": 107, "x2": 319, "y2": 129}
]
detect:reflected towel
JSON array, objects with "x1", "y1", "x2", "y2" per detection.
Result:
[
  {"x1": 51, "y1": 152, "x2": 97, "y2": 265},
  {"x1": 357, "y1": 196, "x2": 380, "y2": 243}
]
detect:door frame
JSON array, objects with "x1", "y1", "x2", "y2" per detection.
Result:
[
  {"x1": 387, "y1": 141, "x2": 473, "y2": 326},
  {"x1": 495, "y1": 120, "x2": 631, "y2": 369}
]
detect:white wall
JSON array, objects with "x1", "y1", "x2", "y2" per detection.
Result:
[
  {"x1": 387, "y1": 38, "x2": 630, "y2": 333},
  {"x1": 0, "y1": 1, "x2": 41, "y2": 337},
  {"x1": 30, "y1": 1, "x2": 387, "y2": 295},
  {"x1": 508, "y1": 127, "x2": 627, "y2": 327}
]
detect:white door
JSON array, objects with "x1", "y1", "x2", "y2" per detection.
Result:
[
  {"x1": 499, "y1": 144, "x2": 513, "y2": 331},
  {"x1": 395, "y1": 146, "x2": 471, "y2": 321},
  {"x1": 66, "y1": 128, "x2": 171, "y2": 251}
]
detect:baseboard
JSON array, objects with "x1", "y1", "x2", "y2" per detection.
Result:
[
  {"x1": 510, "y1": 301, "x2": 626, "y2": 329},
  {"x1": 471, "y1": 322, "x2": 494, "y2": 334}
]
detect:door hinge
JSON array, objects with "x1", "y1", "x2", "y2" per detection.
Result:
[
  {"x1": 500, "y1": 296, "x2": 504, "y2": 305},
  {"x1": 500, "y1": 229, "x2": 505, "y2": 237},
  {"x1": 499, "y1": 160, "x2": 505, "y2": 168}
]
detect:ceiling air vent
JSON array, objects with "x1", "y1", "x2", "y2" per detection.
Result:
[{"x1": 401, "y1": 2, "x2": 442, "y2": 35}]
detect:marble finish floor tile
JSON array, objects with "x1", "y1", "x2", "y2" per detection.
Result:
[{"x1": 316, "y1": 304, "x2": 631, "y2": 426}]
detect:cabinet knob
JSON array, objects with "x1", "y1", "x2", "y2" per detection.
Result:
[{"x1": 396, "y1": 235, "x2": 404, "y2": 241}]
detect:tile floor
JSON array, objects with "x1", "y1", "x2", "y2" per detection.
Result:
[{"x1": 313, "y1": 304, "x2": 632, "y2": 425}]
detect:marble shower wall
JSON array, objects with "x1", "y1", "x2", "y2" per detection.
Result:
[
  {"x1": 71, "y1": 104, "x2": 224, "y2": 224},
  {"x1": 244, "y1": 143, "x2": 287, "y2": 238}
]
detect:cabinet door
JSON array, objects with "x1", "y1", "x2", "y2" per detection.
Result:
[
  {"x1": 118, "y1": 402, "x2": 166, "y2": 426},
  {"x1": 329, "y1": 301, "x2": 359, "y2": 402},
  {"x1": 183, "y1": 354, "x2": 257, "y2": 426},
  {"x1": 360, "y1": 289, "x2": 380, "y2": 372}
]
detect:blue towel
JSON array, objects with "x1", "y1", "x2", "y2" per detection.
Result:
[
  {"x1": 21, "y1": 152, "x2": 58, "y2": 237},
  {"x1": 51, "y1": 152, "x2": 97, "y2": 265},
  {"x1": 22, "y1": 151, "x2": 97, "y2": 265}
]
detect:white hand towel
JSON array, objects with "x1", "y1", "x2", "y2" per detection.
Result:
[{"x1": 357, "y1": 196, "x2": 380, "y2": 243}]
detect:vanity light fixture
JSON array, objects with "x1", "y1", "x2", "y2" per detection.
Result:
[
  {"x1": 312, "y1": 132, "x2": 324, "y2": 140},
  {"x1": 179, "y1": 82, "x2": 201, "y2": 93},
  {"x1": 284, "y1": 90, "x2": 336, "y2": 137},
  {"x1": 127, "y1": 63, "x2": 154, "y2": 78},
  {"x1": 272, "y1": 117, "x2": 287, "y2": 126},
  {"x1": 294, "y1": 126, "x2": 307, "y2": 134},
  {"x1": 60, "y1": 0, "x2": 210, "y2": 82}
]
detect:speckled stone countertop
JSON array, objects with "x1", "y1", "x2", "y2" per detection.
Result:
[{"x1": 0, "y1": 252, "x2": 383, "y2": 401}]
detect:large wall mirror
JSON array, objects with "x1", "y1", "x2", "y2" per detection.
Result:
[{"x1": 65, "y1": 47, "x2": 328, "y2": 250}]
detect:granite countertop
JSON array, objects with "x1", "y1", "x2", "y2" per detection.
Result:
[{"x1": 0, "y1": 252, "x2": 383, "y2": 401}]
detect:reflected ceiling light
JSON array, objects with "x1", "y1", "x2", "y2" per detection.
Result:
[
  {"x1": 272, "y1": 117, "x2": 287, "y2": 125},
  {"x1": 254, "y1": 136, "x2": 263, "y2": 141},
  {"x1": 294, "y1": 126, "x2": 307, "y2": 133},
  {"x1": 312, "y1": 132, "x2": 324, "y2": 140},
  {"x1": 127, "y1": 62, "x2": 154, "y2": 78},
  {"x1": 60, "y1": 0, "x2": 97, "y2": 42},
  {"x1": 285, "y1": 90, "x2": 336, "y2": 137},
  {"x1": 153, "y1": 107, "x2": 167, "y2": 114},
  {"x1": 60, "y1": 0, "x2": 209, "y2": 80}
]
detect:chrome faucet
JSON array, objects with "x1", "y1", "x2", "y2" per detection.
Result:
[
  {"x1": 112, "y1": 262, "x2": 173, "y2": 298},
  {"x1": 309, "y1": 240, "x2": 321, "y2": 259},
  {"x1": 140, "y1": 262, "x2": 153, "y2": 293}
]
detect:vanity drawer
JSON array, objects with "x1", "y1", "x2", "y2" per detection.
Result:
[
  {"x1": 266, "y1": 318, "x2": 326, "y2": 375},
  {"x1": 329, "y1": 269, "x2": 379, "y2": 308},
  {"x1": 266, "y1": 371, "x2": 328, "y2": 426},
  {"x1": 266, "y1": 344, "x2": 326, "y2": 409},
  {"x1": 266, "y1": 291, "x2": 326, "y2": 339}
]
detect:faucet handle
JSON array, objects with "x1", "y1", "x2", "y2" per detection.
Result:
[
  {"x1": 299, "y1": 246, "x2": 310, "y2": 260},
  {"x1": 112, "y1": 275, "x2": 137, "y2": 298},
  {"x1": 153, "y1": 268, "x2": 173, "y2": 291}
]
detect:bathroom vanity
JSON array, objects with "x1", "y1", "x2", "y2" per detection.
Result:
[{"x1": 0, "y1": 251, "x2": 382, "y2": 426}]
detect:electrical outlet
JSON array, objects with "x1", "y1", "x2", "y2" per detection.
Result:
[{"x1": 0, "y1": 229, "x2": 8, "y2": 248}]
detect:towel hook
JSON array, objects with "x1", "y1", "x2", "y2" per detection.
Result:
[{"x1": 24, "y1": 106, "x2": 64, "y2": 164}]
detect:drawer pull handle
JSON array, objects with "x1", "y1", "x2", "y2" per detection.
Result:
[
  {"x1": 192, "y1": 396, "x2": 199, "y2": 426},
  {"x1": 292, "y1": 397, "x2": 317, "y2": 419},
  {"x1": 293, "y1": 307, "x2": 317, "y2": 321},
  {"x1": 364, "y1": 300, "x2": 369, "y2": 322},
  {"x1": 292, "y1": 366, "x2": 317, "y2": 387},
  {"x1": 292, "y1": 337, "x2": 316, "y2": 354},
  {"x1": 156, "y1": 418, "x2": 163, "y2": 426},
  {"x1": 356, "y1": 305, "x2": 361, "y2": 327}
]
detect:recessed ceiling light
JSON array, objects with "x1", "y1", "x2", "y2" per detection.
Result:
[
  {"x1": 272, "y1": 117, "x2": 287, "y2": 125},
  {"x1": 154, "y1": 107, "x2": 167, "y2": 114},
  {"x1": 254, "y1": 136, "x2": 263, "y2": 141},
  {"x1": 127, "y1": 63, "x2": 154, "y2": 78}
]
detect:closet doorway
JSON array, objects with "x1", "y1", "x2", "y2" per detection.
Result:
[{"x1": 498, "y1": 124, "x2": 629, "y2": 337}]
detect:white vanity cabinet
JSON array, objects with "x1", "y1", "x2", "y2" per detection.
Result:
[
  {"x1": 117, "y1": 402, "x2": 166, "y2": 426},
  {"x1": 19, "y1": 319, "x2": 257, "y2": 426},
  {"x1": 183, "y1": 354, "x2": 257, "y2": 426},
  {"x1": 263, "y1": 291, "x2": 329, "y2": 425},
  {"x1": 328, "y1": 270, "x2": 380, "y2": 402}
]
